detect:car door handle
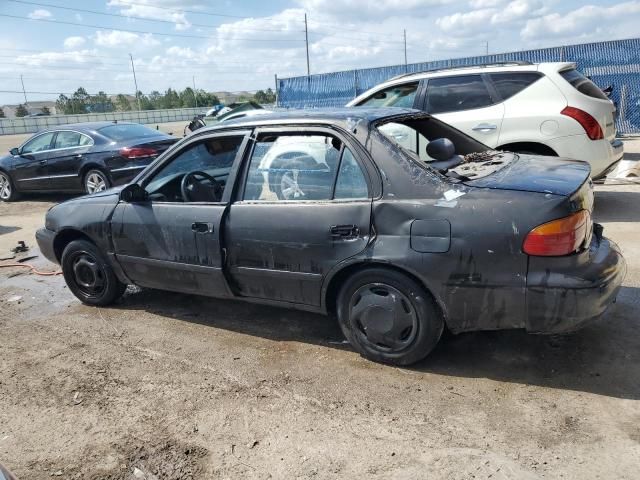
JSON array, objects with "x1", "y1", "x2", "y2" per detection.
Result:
[
  {"x1": 472, "y1": 123, "x2": 497, "y2": 131},
  {"x1": 74, "y1": 154, "x2": 83, "y2": 159},
  {"x1": 330, "y1": 224, "x2": 360, "y2": 239},
  {"x1": 192, "y1": 222, "x2": 214, "y2": 234},
  {"x1": 39, "y1": 159, "x2": 48, "y2": 165}
]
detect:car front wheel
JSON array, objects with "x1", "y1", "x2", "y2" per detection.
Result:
[
  {"x1": 0, "y1": 170, "x2": 20, "y2": 202},
  {"x1": 84, "y1": 169, "x2": 110, "y2": 194},
  {"x1": 61, "y1": 239, "x2": 127, "y2": 306},
  {"x1": 337, "y1": 268, "x2": 444, "y2": 366}
]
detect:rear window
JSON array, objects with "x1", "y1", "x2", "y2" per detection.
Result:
[
  {"x1": 426, "y1": 75, "x2": 495, "y2": 114},
  {"x1": 98, "y1": 123, "x2": 162, "y2": 141},
  {"x1": 559, "y1": 69, "x2": 609, "y2": 100},
  {"x1": 488, "y1": 72, "x2": 543, "y2": 101}
]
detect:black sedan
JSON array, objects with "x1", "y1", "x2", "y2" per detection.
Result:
[
  {"x1": 36, "y1": 109, "x2": 626, "y2": 366},
  {"x1": 0, "y1": 122, "x2": 177, "y2": 201}
]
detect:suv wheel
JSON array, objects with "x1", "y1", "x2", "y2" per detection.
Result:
[{"x1": 337, "y1": 268, "x2": 444, "y2": 366}]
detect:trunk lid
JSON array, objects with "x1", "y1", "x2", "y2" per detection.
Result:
[
  {"x1": 127, "y1": 137, "x2": 178, "y2": 154},
  {"x1": 461, "y1": 153, "x2": 591, "y2": 196}
]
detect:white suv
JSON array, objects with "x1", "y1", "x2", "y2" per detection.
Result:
[{"x1": 347, "y1": 62, "x2": 623, "y2": 179}]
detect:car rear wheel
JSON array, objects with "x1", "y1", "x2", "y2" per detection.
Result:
[
  {"x1": 84, "y1": 169, "x2": 110, "y2": 194},
  {"x1": 61, "y1": 239, "x2": 127, "y2": 306},
  {"x1": 337, "y1": 268, "x2": 444, "y2": 366},
  {"x1": 0, "y1": 171, "x2": 20, "y2": 202}
]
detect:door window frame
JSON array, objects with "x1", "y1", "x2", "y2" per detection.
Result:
[
  {"x1": 133, "y1": 128, "x2": 252, "y2": 206},
  {"x1": 418, "y1": 74, "x2": 501, "y2": 114},
  {"x1": 233, "y1": 125, "x2": 379, "y2": 204}
]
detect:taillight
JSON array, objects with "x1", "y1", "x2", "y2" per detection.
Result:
[
  {"x1": 523, "y1": 210, "x2": 590, "y2": 256},
  {"x1": 119, "y1": 146, "x2": 157, "y2": 160},
  {"x1": 561, "y1": 106, "x2": 603, "y2": 140}
]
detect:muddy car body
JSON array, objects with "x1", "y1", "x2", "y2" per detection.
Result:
[{"x1": 36, "y1": 108, "x2": 626, "y2": 365}]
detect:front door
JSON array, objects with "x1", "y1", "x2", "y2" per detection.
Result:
[
  {"x1": 11, "y1": 132, "x2": 56, "y2": 190},
  {"x1": 226, "y1": 130, "x2": 373, "y2": 306},
  {"x1": 422, "y1": 74, "x2": 505, "y2": 148},
  {"x1": 111, "y1": 132, "x2": 249, "y2": 297}
]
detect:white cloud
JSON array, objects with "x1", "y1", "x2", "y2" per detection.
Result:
[
  {"x1": 492, "y1": 0, "x2": 545, "y2": 23},
  {"x1": 94, "y1": 30, "x2": 160, "y2": 47},
  {"x1": 469, "y1": 0, "x2": 504, "y2": 7},
  {"x1": 521, "y1": 1, "x2": 640, "y2": 40},
  {"x1": 436, "y1": 8, "x2": 494, "y2": 32},
  {"x1": 28, "y1": 9, "x2": 52, "y2": 20},
  {"x1": 297, "y1": 0, "x2": 448, "y2": 19},
  {"x1": 13, "y1": 50, "x2": 99, "y2": 67},
  {"x1": 107, "y1": 0, "x2": 204, "y2": 31},
  {"x1": 437, "y1": 0, "x2": 545, "y2": 34},
  {"x1": 63, "y1": 36, "x2": 86, "y2": 49}
]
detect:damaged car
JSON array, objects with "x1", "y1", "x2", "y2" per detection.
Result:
[
  {"x1": 184, "y1": 101, "x2": 269, "y2": 136},
  {"x1": 36, "y1": 109, "x2": 626, "y2": 366}
]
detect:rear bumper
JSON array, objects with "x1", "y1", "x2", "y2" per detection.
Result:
[
  {"x1": 525, "y1": 227, "x2": 626, "y2": 334},
  {"x1": 35, "y1": 227, "x2": 58, "y2": 264},
  {"x1": 547, "y1": 135, "x2": 624, "y2": 178}
]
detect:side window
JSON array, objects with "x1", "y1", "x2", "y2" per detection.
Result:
[
  {"x1": 21, "y1": 133, "x2": 55, "y2": 154},
  {"x1": 426, "y1": 75, "x2": 494, "y2": 114},
  {"x1": 144, "y1": 136, "x2": 243, "y2": 203},
  {"x1": 244, "y1": 134, "x2": 342, "y2": 201},
  {"x1": 488, "y1": 72, "x2": 543, "y2": 101},
  {"x1": 334, "y1": 149, "x2": 369, "y2": 199},
  {"x1": 358, "y1": 82, "x2": 419, "y2": 108},
  {"x1": 54, "y1": 131, "x2": 86, "y2": 149}
]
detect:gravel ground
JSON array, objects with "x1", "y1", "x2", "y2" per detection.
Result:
[{"x1": 0, "y1": 145, "x2": 639, "y2": 479}]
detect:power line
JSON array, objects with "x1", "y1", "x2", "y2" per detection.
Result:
[
  {"x1": 6, "y1": 0, "x2": 303, "y2": 33},
  {"x1": 0, "y1": 13, "x2": 306, "y2": 42}
]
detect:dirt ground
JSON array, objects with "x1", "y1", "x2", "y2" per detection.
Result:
[{"x1": 1, "y1": 148, "x2": 640, "y2": 479}]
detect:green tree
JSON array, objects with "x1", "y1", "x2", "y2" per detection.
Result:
[
  {"x1": 254, "y1": 88, "x2": 276, "y2": 104},
  {"x1": 70, "y1": 87, "x2": 90, "y2": 114},
  {"x1": 148, "y1": 90, "x2": 162, "y2": 109},
  {"x1": 15, "y1": 104, "x2": 28, "y2": 117},
  {"x1": 196, "y1": 90, "x2": 220, "y2": 107},
  {"x1": 137, "y1": 91, "x2": 154, "y2": 111},
  {"x1": 179, "y1": 87, "x2": 197, "y2": 108},
  {"x1": 56, "y1": 94, "x2": 71, "y2": 114},
  {"x1": 89, "y1": 91, "x2": 114, "y2": 113},
  {"x1": 0, "y1": 107, "x2": 5, "y2": 118},
  {"x1": 115, "y1": 94, "x2": 131, "y2": 111},
  {"x1": 41, "y1": 106, "x2": 51, "y2": 115},
  {"x1": 162, "y1": 88, "x2": 181, "y2": 109}
]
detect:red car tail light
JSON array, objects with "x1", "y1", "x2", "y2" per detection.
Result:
[
  {"x1": 561, "y1": 106, "x2": 604, "y2": 140},
  {"x1": 119, "y1": 146, "x2": 157, "y2": 160},
  {"x1": 523, "y1": 210, "x2": 591, "y2": 256}
]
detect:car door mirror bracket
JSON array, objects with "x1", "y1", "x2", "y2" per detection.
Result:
[
  {"x1": 9, "y1": 147, "x2": 19, "y2": 156},
  {"x1": 120, "y1": 183, "x2": 148, "y2": 203}
]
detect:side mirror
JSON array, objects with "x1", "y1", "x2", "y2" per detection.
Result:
[
  {"x1": 426, "y1": 138, "x2": 456, "y2": 161},
  {"x1": 9, "y1": 148, "x2": 19, "y2": 156},
  {"x1": 119, "y1": 183, "x2": 148, "y2": 203}
]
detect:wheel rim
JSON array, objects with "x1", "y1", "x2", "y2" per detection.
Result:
[
  {"x1": 349, "y1": 283, "x2": 419, "y2": 353},
  {"x1": 86, "y1": 172, "x2": 107, "y2": 194},
  {"x1": 280, "y1": 170, "x2": 305, "y2": 200},
  {"x1": 71, "y1": 252, "x2": 106, "y2": 299},
  {"x1": 0, "y1": 173, "x2": 11, "y2": 200}
]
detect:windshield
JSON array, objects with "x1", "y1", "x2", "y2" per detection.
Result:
[
  {"x1": 98, "y1": 123, "x2": 163, "y2": 141},
  {"x1": 559, "y1": 69, "x2": 609, "y2": 100}
]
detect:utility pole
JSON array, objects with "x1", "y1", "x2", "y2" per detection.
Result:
[
  {"x1": 274, "y1": 74, "x2": 278, "y2": 107},
  {"x1": 304, "y1": 13, "x2": 310, "y2": 76},
  {"x1": 403, "y1": 30, "x2": 408, "y2": 68},
  {"x1": 129, "y1": 53, "x2": 141, "y2": 111},
  {"x1": 192, "y1": 76, "x2": 198, "y2": 108},
  {"x1": 20, "y1": 74, "x2": 28, "y2": 107},
  {"x1": 485, "y1": 41, "x2": 489, "y2": 56}
]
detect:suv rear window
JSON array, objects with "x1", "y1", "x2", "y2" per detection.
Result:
[
  {"x1": 426, "y1": 75, "x2": 494, "y2": 114},
  {"x1": 559, "y1": 69, "x2": 609, "y2": 100},
  {"x1": 99, "y1": 123, "x2": 162, "y2": 141},
  {"x1": 488, "y1": 72, "x2": 543, "y2": 101}
]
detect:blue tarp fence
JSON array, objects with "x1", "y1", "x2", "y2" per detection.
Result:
[{"x1": 276, "y1": 38, "x2": 640, "y2": 135}]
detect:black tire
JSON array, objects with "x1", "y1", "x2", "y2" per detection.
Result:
[
  {"x1": 0, "y1": 170, "x2": 20, "y2": 202},
  {"x1": 336, "y1": 268, "x2": 444, "y2": 366},
  {"x1": 84, "y1": 169, "x2": 111, "y2": 195},
  {"x1": 61, "y1": 239, "x2": 127, "y2": 306}
]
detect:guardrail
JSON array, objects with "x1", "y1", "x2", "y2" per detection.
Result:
[{"x1": 0, "y1": 107, "x2": 206, "y2": 135}]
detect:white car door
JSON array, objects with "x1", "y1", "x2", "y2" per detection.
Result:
[{"x1": 424, "y1": 74, "x2": 505, "y2": 148}]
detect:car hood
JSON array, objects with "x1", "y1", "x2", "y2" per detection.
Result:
[{"x1": 460, "y1": 153, "x2": 591, "y2": 196}]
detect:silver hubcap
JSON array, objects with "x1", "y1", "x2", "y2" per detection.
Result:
[
  {"x1": 280, "y1": 170, "x2": 305, "y2": 200},
  {"x1": 86, "y1": 172, "x2": 107, "y2": 194},
  {"x1": 0, "y1": 173, "x2": 11, "y2": 200}
]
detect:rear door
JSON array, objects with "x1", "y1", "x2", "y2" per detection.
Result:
[
  {"x1": 422, "y1": 74, "x2": 505, "y2": 147},
  {"x1": 111, "y1": 131, "x2": 249, "y2": 297},
  {"x1": 225, "y1": 128, "x2": 373, "y2": 306},
  {"x1": 11, "y1": 132, "x2": 56, "y2": 190},
  {"x1": 47, "y1": 130, "x2": 94, "y2": 190}
]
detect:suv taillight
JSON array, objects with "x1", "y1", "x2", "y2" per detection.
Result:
[
  {"x1": 561, "y1": 106, "x2": 603, "y2": 140},
  {"x1": 523, "y1": 210, "x2": 590, "y2": 256},
  {"x1": 119, "y1": 146, "x2": 157, "y2": 160}
]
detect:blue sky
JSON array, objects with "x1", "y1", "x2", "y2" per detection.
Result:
[{"x1": 1, "y1": 0, "x2": 639, "y2": 105}]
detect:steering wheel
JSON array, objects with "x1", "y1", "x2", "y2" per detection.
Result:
[{"x1": 181, "y1": 170, "x2": 223, "y2": 202}]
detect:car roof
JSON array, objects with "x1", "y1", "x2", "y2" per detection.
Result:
[
  {"x1": 37, "y1": 121, "x2": 143, "y2": 135},
  {"x1": 197, "y1": 107, "x2": 423, "y2": 132}
]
